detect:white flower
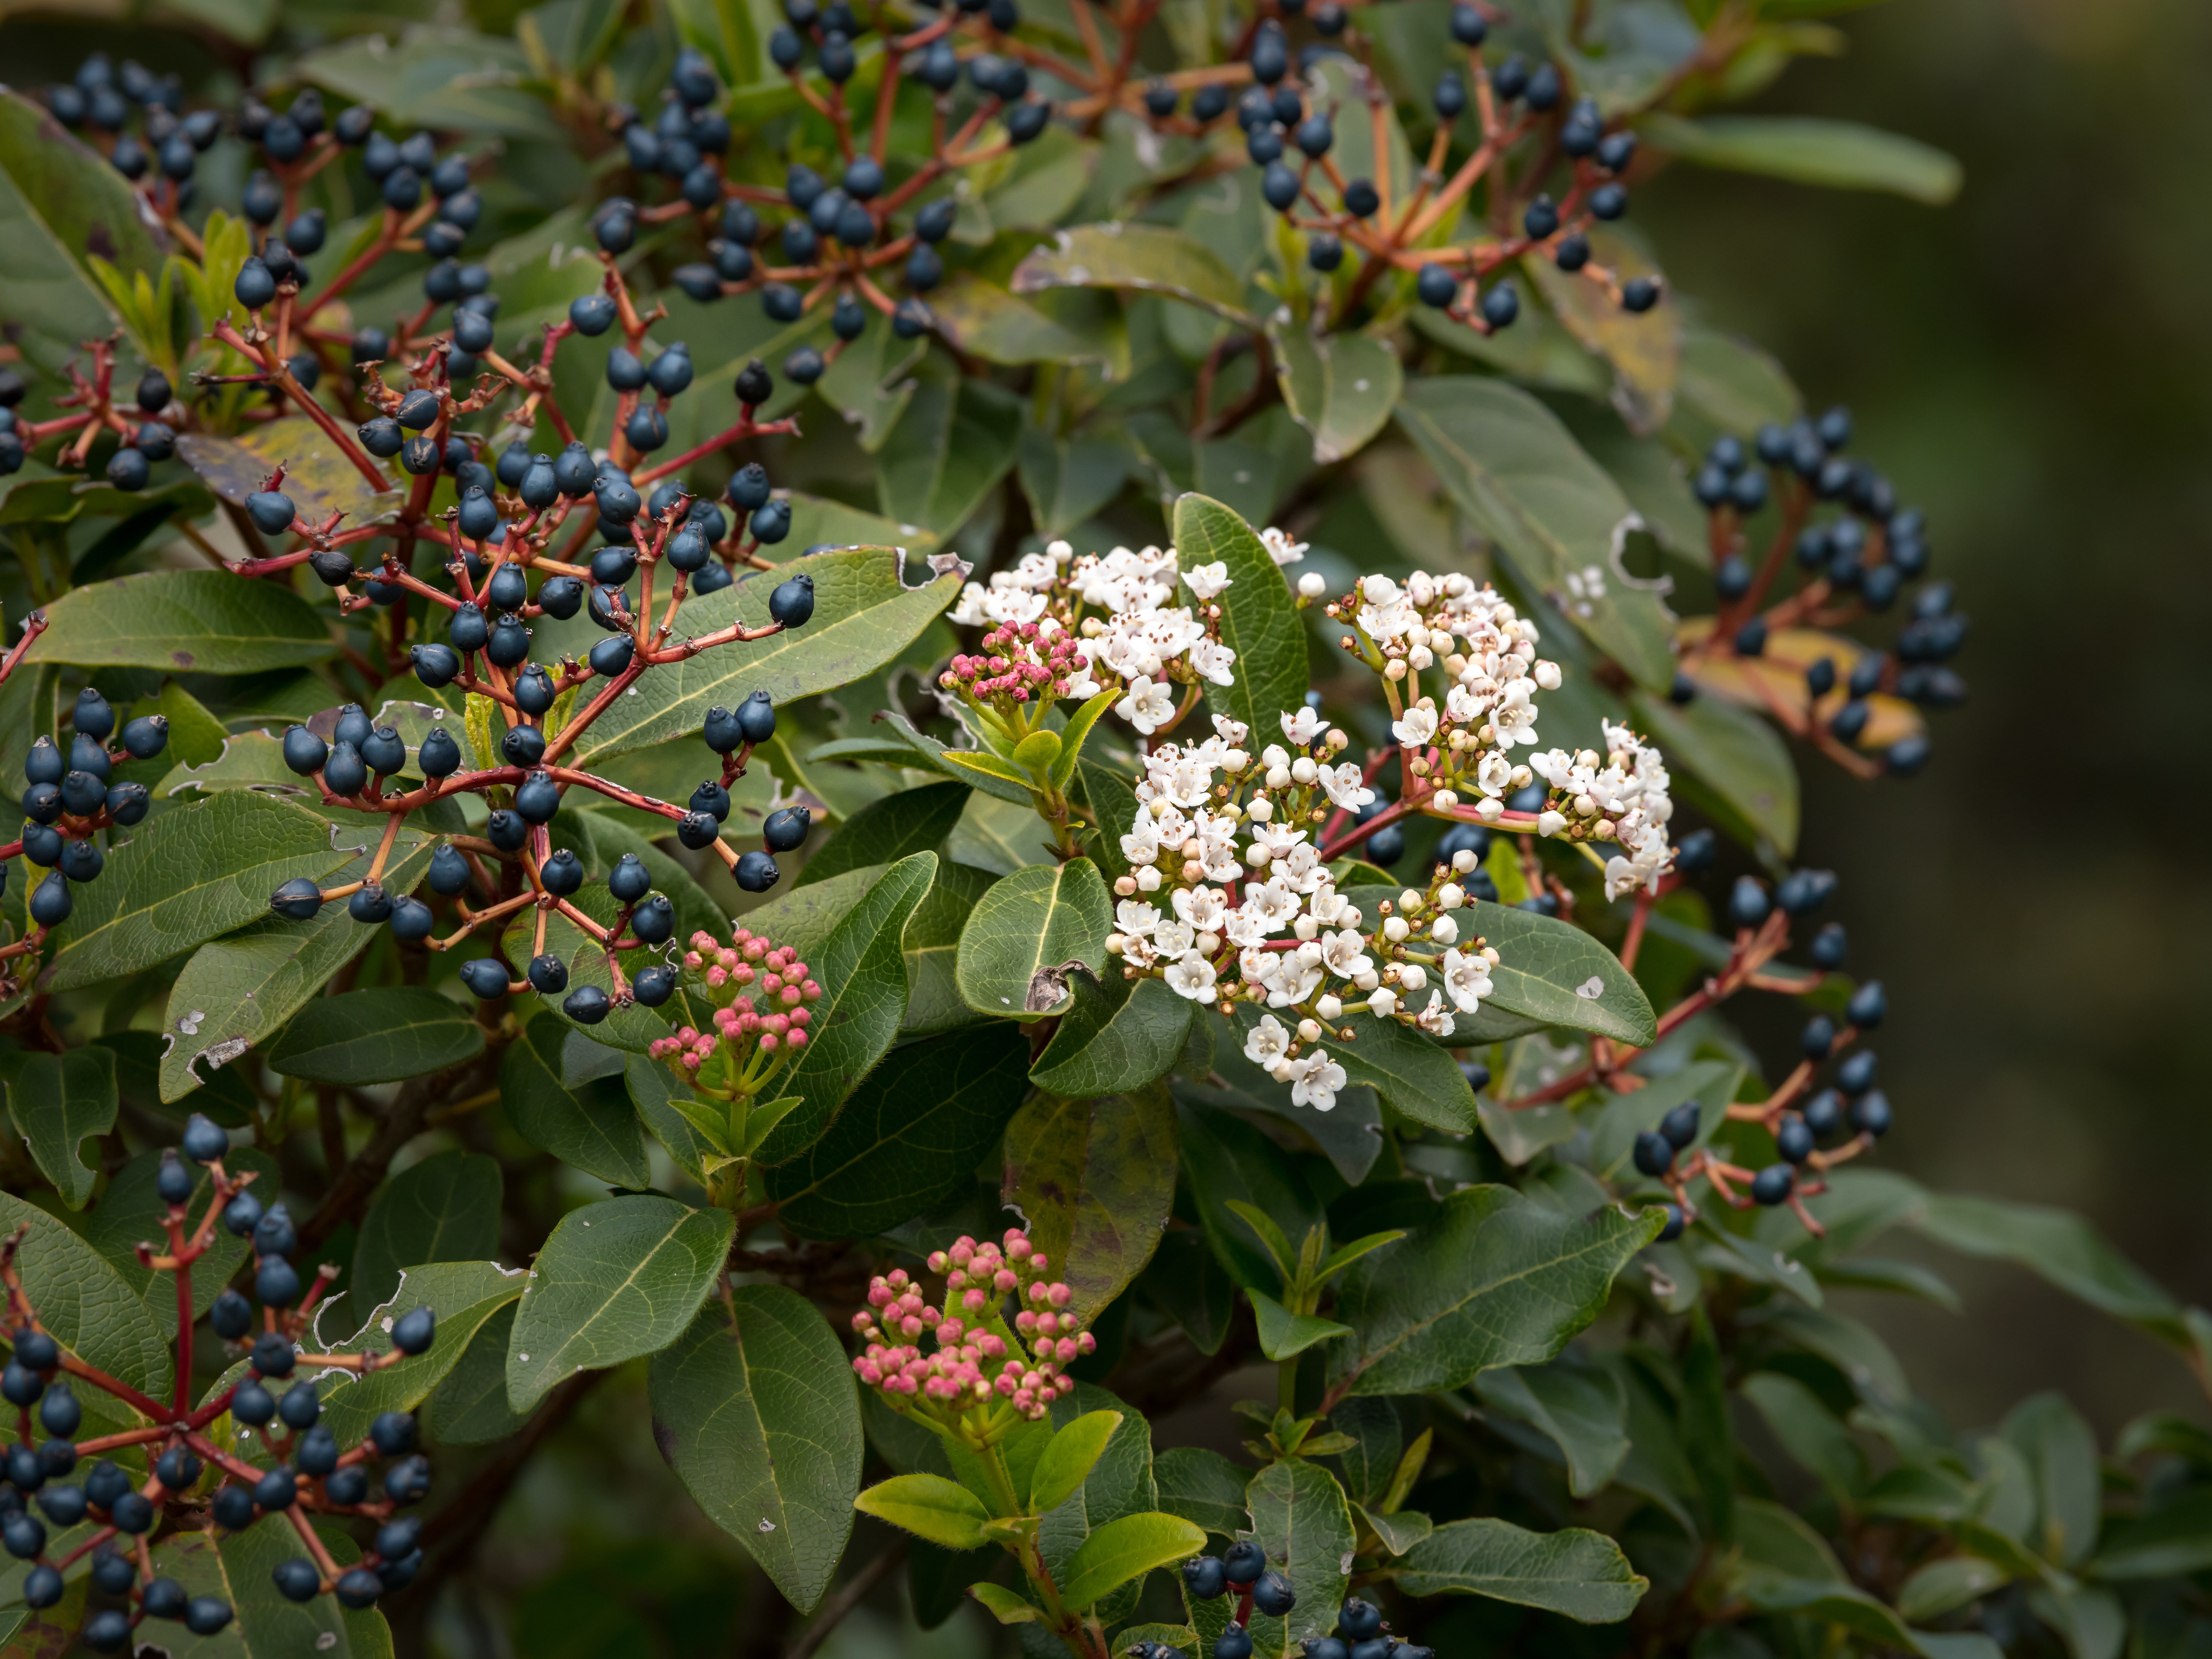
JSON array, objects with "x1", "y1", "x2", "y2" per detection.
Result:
[
  {"x1": 1245, "y1": 1014, "x2": 1291, "y2": 1067},
  {"x1": 1120, "y1": 829, "x2": 1161, "y2": 866},
  {"x1": 1120, "y1": 935, "x2": 1159, "y2": 970},
  {"x1": 1187, "y1": 638, "x2": 1237, "y2": 686},
  {"x1": 1429, "y1": 913, "x2": 1458, "y2": 945},
  {"x1": 1152, "y1": 919, "x2": 1195, "y2": 958},
  {"x1": 1260, "y1": 527, "x2": 1307, "y2": 566},
  {"x1": 1319, "y1": 928, "x2": 1370, "y2": 979},
  {"x1": 1279, "y1": 706, "x2": 1329, "y2": 747},
  {"x1": 1392, "y1": 704, "x2": 1438, "y2": 746},
  {"x1": 1212, "y1": 714, "x2": 1249, "y2": 746},
  {"x1": 1441, "y1": 947, "x2": 1492, "y2": 1013},
  {"x1": 1477, "y1": 751, "x2": 1513, "y2": 797},
  {"x1": 1116, "y1": 900, "x2": 1161, "y2": 937},
  {"x1": 949, "y1": 581, "x2": 990, "y2": 626},
  {"x1": 1367, "y1": 986, "x2": 1399, "y2": 1019},
  {"x1": 1414, "y1": 991, "x2": 1456, "y2": 1037},
  {"x1": 1166, "y1": 951, "x2": 1220, "y2": 1002},
  {"x1": 1223, "y1": 908, "x2": 1274, "y2": 948},
  {"x1": 1537, "y1": 810, "x2": 1567, "y2": 837},
  {"x1": 1246, "y1": 880, "x2": 1301, "y2": 931},
  {"x1": 1269, "y1": 961, "x2": 1324, "y2": 1008},
  {"x1": 1491, "y1": 680, "x2": 1539, "y2": 746},
  {"x1": 1251, "y1": 819, "x2": 1308, "y2": 859},
  {"x1": 1172, "y1": 885, "x2": 1226, "y2": 930},
  {"x1": 1184, "y1": 560, "x2": 1232, "y2": 600},
  {"x1": 1319, "y1": 762, "x2": 1374, "y2": 812},
  {"x1": 1289, "y1": 1051, "x2": 1347, "y2": 1111},
  {"x1": 1116, "y1": 676, "x2": 1178, "y2": 734}
]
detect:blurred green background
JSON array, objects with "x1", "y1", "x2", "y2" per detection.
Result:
[{"x1": 1648, "y1": 0, "x2": 2212, "y2": 1439}]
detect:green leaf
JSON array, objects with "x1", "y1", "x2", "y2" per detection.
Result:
[
  {"x1": 766, "y1": 1024, "x2": 1031, "y2": 1240},
  {"x1": 928, "y1": 274, "x2": 1103, "y2": 367},
  {"x1": 158, "y1": 833, "x2": 439, "y2": 1102},
  {"x1": 1525, "y1": 229, "x2": 1680, "y2": 435},
  {"x1": 1030, "y1": 1411, "x2": 1127, "y2": 1515},
  {"x1": 648, "y1": 1286, "x2": 863, "y2": 1613},
  {"x1": 1317, "y1": 1008, "x2": 1478, "y2": 1134},
  {"x1": 1171, "y1": 493, "x2": 1309, "y2": 745},
  {"x1": 1911, "y1": 1192, "x2": 2187, "y2": 1344},
  {"x1": 1019, "y1": 430, "x2": 1129, "y2": 536},
  {"x1": 877, "y1": 373, "x2": 1021, "y2": 538},
  {"x1": 2093, "y1": 1489, "x2": 2212, "y2": 1580},
  {"x1": 426, "y1": 1302, "x2": 532, "y2": 1446},
  {"x1": 1250, "y1": 1290, "x2": 1352, "y2": 1362},
  {"x1": 1675, "y1": 325, "x2": 1800, "y2": 438},
  {"x1": 506, "y1": 1193, "x2": 736, "y2": 1412},
  {"x1": 349, "y1": 1148, "x2": 503, "y2": 1314},
  {"x1": 43, "y1": 790, "x2": 356, "y2": 992},
  {"x1": 303, "y1": 1259, "x2": 528, "y2": 1448},
  {"x1": 901, "y1": 859, "x2": 1001, "y2": 1037},
  {"x1": 1243, "y1": 1459, "x2": 1357, "y2": 1658},
  {"x1": 2004, "y1": 1392, "x2": 2103, "y2": 1569},
  {"x1": 750, "y1": 852, "x2": 937, "y2": 1164},
  {"x1": 813, "y1": 307, "x2": 923, "y2": 452},
  {"x1": 297, "y1": 28, "x2": 564, "y2": 138},
  {"x1": 1640, "y1": 113, "x2": 1963, "y2": 204},
  {"x1": 798, "y1": 779, "x2": 970, "y2": 887},
  {"x1": 1079, "y1": 758, "x2": 1139, "y2": 879},
  {"x1": 175, "y1": 416, "x2": 403, "y2": 532},
  {"x1": 968, "y1": 1582, "x2": 1043, "y2": 1625},
  {"x1": 1012, "y1": 224, "x2": 1256, "y2": 325},
  {"x1": 0, "y1": 1191, "x2": 172, "y2": 1400},
  {"x1": 1463, "y1": 899, "x2": 1658, "y2": 1045},
  {"x1": 1395, "y1": 378, "x2": 1675, "y2": 692},
  {"x1": 1363, "y1": 1507, "x2": 1436, "y2": 1558},
  {"x1": 1330, "y1": 1398, "x2": 1403, "y2": 1509},
  {"x1": 26, "y1": 570, "x2": 336, "y2": 674},
  {"x1": 500, "y1": 1014, "x2": 652, "y2": 1188},
  {"x1": 1001, "y1": 1083, "x2": 1177, "y2": 1325},
  {"x1": 955, "y1": 858, "x2": 1113, "y2": 1019},
  {"x1": 1740, "y1": 1371, "x2": 1864, "y2": 1501},
  {"x1": 1473, "y1": 1362, "x2": 1631, "y2": 1498},
  {"x1": 1391, "y1": 1517, "x2": 1648, "y2": 1623},
  {"x1": 1271, "y1": 326, "x2": 1403, "y2": 465},
  {"x1": 1590, "y1": 1060, "x2": 1740, "y2": 1181},
  {"x1": 0, "y1": 1046, "x2": 116, "y2": 1209},
  {"x1": 1029, "y1": 971, "x2": 1195, "y2": 1097},
  {"x1": 1899, "y1": 1556, "x2": 2010, "y2": 1624},
  {"x1": 1631, "y1": 690, "x2": 1799, "y2": 857},
  {"x1": 267, "y1": 987, "x2": 485, "y2": 1087},
  {"x1": 1327, "y1": 1186, "x2": 1662, "y2": 1399},
  {"x1": 0, "y1": 91, "x2": 166, "y2": 369},
  {"x1": 566, "y1": 549, "x2": 962, "y2": 765},
  {"x1": 1059, "y1": 1513, "x2": 1209, "y2": 1612},
  {"x1": 854, "y1": 1473, "x2": 992, "y2": 1549},
  {"x1": 1155, "y1": 1446, "x2": 1250, "y2": 1539}
]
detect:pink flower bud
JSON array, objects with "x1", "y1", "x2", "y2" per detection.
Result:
[
  {"x1": 963, "y1": 1288, "x2": 988, "y2": 1312},
  {"x1": 927, "y1": 1251, "x2": 948, "y2": 1274},
  {"x1": 1047, "y1": 1283, "x2": 1072, "y2": 1309},
  {"x1": 1055, "y1": 1338, "x2": 1078, "y2": 1363},
  {"x1": 803, "y1": 981, "x2": 822, "y2": 1000},
  {"x1": 758, "y1": 1033, "x2": 778, "y2": 1052},
  {"x1": 995, "y1": 1375, "x2": 1016, "y2": 1397},
  {"x1": 1037, "y1": 1312, "x2": 1060, "y2": 1337},
  {"x1": 1076, "y1": 1332, "x2": 1096, "y2": 1354},
  {"x1": 1015, "y1": 1310, "x2": 1037, "y2": 1334},
  {"x1": 706, "y1": 967, "x2": 728, "y2": 987},
  {"x1": 790, "y1": 1007, "x2": 811, "y2": 1027},
  {"x1": 995, "y1": 1269, "x2": 1018, "y2": 1293},
  {"x1": 978, "y1": 1334, "x2": 1005, "y2": 1358},
  {"x1": 787, "y1": 1029, "x2": 807, "y2": 1048}
]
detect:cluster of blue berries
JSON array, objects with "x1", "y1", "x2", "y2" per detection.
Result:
[
  {"x1": 1177, "y1": 1545, "x2": 1431, "y2": 1659},
  {"x1": 11, "y1": 688, "x2": 171, "y2": 943},
  {"x1": 0, "y1": 1113, "x2": 435, "y2": 1644}
]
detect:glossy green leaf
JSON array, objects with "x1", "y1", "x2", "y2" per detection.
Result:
[
  {"x1": 1002, "y1": 1083, "x2": 1177, "y2": 1325},
  {"x1": 1328, "y1": 1185, "x2": 1662, "y2": 1399},
  {"x1": 1272, "y1": 325, "x2": 1403, "y2": 465},
  {"x1": 1632, "y1": 689, "x2": 1800, "y2": 857},
  {"x1": 955, "y1": 858, "x2": 1113, "y2": 1019},
  {"x1": 766, "y1": 1023, "x2": 1030, "y2": 1240},
  {"x1": 1320, "y1": 1009, "x2": 1479, "y2": 1134},
  {"x1": 968, "y1": 1583, "x2": 1043, "y2": 1625},
  {"x1": 0, "y1": 1191, "x2": 172, "y2": 1400},
  {"x1": 2004, "y1": 1392, "x2": 2103, "y2": 1569},
  {"x1": 1177, "y1": 1100, "x2": 1323, "y2": 1295},
  {"x1": 854, "y1": 1473, "x2": 991, "y2": 1549},
  {"x1": 1029, "y1": 971, "x2": 1196, "y2": 1097},
  {"x1": 648, "y1": 1285, "x2": 864, "y2": 1613},
  {"x1": 268, "y1": 987, "x2": 485, "y2": 1086},
  {"x1": 1330, "y1": 1398, "x2": 1403, "y2": 1509},
  {"x1": 1031, "y1": 1411, "x2": 1127, "y2": 1516},
  {"x1": 1911, "y1": 1191, "x2": 2188, "y2": 1344},
  {"x1": 500, "y1": 1014, "x2": 652, "y2": 1189},
  {"x1": 0, "y1": 91, "x2": 165, "y2": 369},
  {"x1": 1589, "y1": 1060, "x2": 1740, "y2": 1180},
  {"x1": 1473, "y1": 1362, "x2": 1631, "y2": 1497},
  {"x1": 751, "y1": 852, "x2": 936, "y2": 1163},
  {"x1": 1391, "y1": 1517, "x2": 1648, "y2": 1623},
  {"x1": 1250, "y1": 1290, "x2": 1353, "y2": 1362},
  {"x1": 1640, "y1": 113, "x2": 1963, "y2": 204},
  {"x1": 877, "y1": 373, "x2": 1021, "y2": 538},
  {"x1": 1396, "y1": 378, "x2": 1675, "y2": 692},
  {"x1": 158, "y1": 833, "x2": 440, "y2": 1102},
  {"x1": 349, "y1": 1148, "x2": 504, "y2": 1313},
  {"x1": 145, "y1": 1521, "x2": 394, "y2": 1658},
  {"x1": 507, "y1": 1193, "x2": 735, "y2": 1411},
  {"x1": 900, "y1": 859, "x2": 1000, "y2": 1037},
  {"x1": 1899, "y1": 1556, "x2": 2010, "y2": 1624},
  {"x1": 176, "y1": 416, "x2": 403, "y2": 532},
  {"x1": 929, "y1": 274, "x2": 1102, "y2": 366},
  {"x1": 297, "y1": 28, "x2": 564, "y2": 138},
  {"x1": 1462, "y1": 899, "x2": 1658, "y2": 1045},
  {"x1": 1018, "y1": 429, "x2": 1129, "y2": 536},
  {"x1": 1243, "y1": 1458, "x2": 1357, "y2": 1658},
  {"x1": 426, "y1": 1302, "x2": 533, "y2": 1446},
  {"x1": 798, "y1": 779, "x2": 970, "y2": 887},
  {"x1": 1172, "y1": 492, "x2": 1309, "y2": 745},
  {"x1": 1155, "y1": 1446, "x2": 1250, "y2": 1539},
  {"x1": 1740, "y1": 1370, "x2": 1865, "y2": 1500},
  {"x1": 1079, "y1": 757, "x2": 1139, "y2": 878},
  {"x1": 813, "y1": 308, "x2": 923, "y2": 451},
  {"x1": 566, "y1": 549, "x2": 962, "y2": 765},
  {"x1": 1012, "y1": 223, "x2": 1255, "y2": 324},
  {"x1": 305, "y1": 1259, "x2": 528, "y2": 1447},
  {"x1": 1059, "y1": 1513, "x2": 1208, "y2": 1612},
  {"x1": 0, "y1": 1045, "x2": 116, "y2": 1209},
  {"x1": 27, "y1": 570, "x2": 336, "y2": 674},
  {"x1": 44, "y1": 790, "x2": 356, "y2": 992}
]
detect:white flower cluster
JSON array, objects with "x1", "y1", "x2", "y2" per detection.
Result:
[
  {"x1": 1103, "y1": 707, "x2": 1501, "y2": 1111},
  {"x1": 1336, "y1": 572, "x2": 1564, "y2": 816},
  {"x1": 1529, "y1": 721, "x2": 1678, "y2": 900},
  {"x1": 947, "y1": 539, "x2": 1250, "y2": 735}
]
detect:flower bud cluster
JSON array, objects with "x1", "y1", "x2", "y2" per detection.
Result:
[
  {"x1": 937, "y1": 620, "x2": 1083, "y2": 713},
  {"x1": 647, "y1": 925, "x2": 822, "y2": 1097},
  {"x1": 850, "y1": 1230, "x2": 1095, "y2": 1426},
  {"x1": 1527, "y1": 721, "x2": 1677, "y2": 899}
]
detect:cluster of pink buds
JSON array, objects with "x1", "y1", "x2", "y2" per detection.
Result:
[
  {"x1": 645, "y1": 925, "x2": 823, "y2": 1098},
  {"x1": 937, "y1": 622, "x2": 1080, "y2": 711},
  {"x1": 850, "y1": 1230, "x2": 1094, "y2": 1427}
]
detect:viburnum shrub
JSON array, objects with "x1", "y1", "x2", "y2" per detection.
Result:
[{"x1": 0, "y1": 2, "x2": 2186, "y2": 1656}]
